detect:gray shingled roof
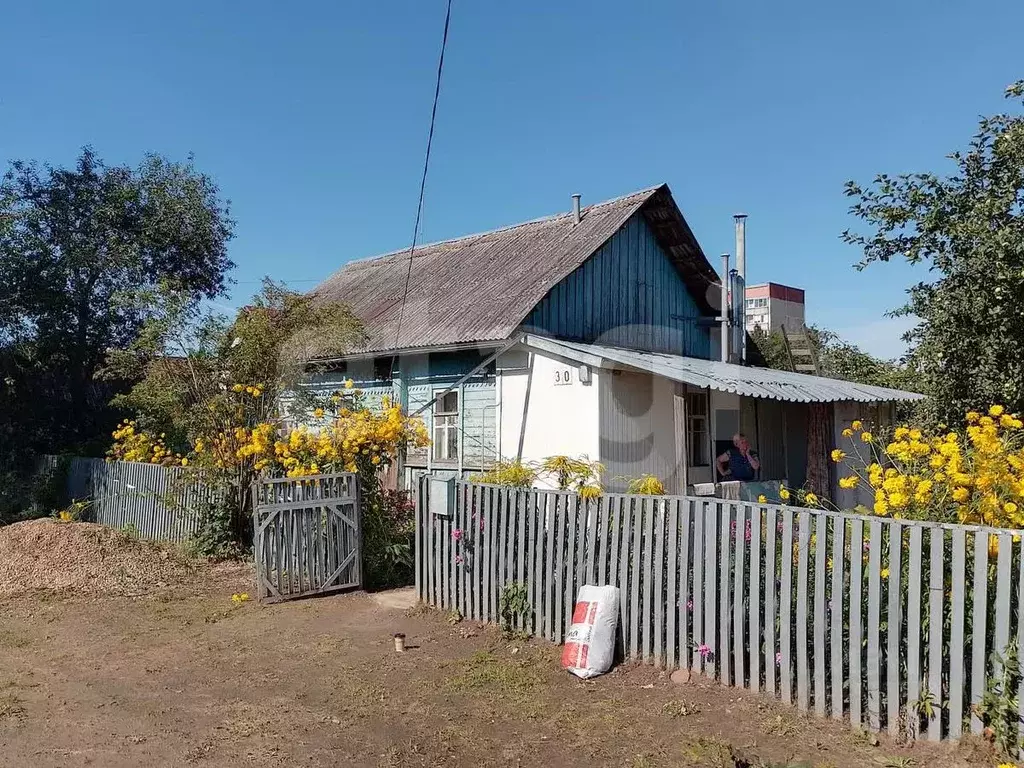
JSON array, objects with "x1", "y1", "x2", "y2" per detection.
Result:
[{"x1": 313, "y1": 184, "x2": 718, "y2": 354}]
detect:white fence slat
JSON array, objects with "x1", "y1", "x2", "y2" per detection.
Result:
[
  {"x1": 970, "y1": 531, "x2": 988, "y2": 735},
  {"x1": 749, "y1": 504, "x2": 762, "y2": 691},
  {"x1": 733, "y1": 505, "x2": 747, "y2": 688},
  {"x1": 886, "y1": 521, "x2": 902, "y2": 737},
  {"x1": 906, "y1": 525, "x2": 923, "y2": 734},
  {"x1": 545, "y1": 492, "x2": 557, "y2": 641},
  {"x1": 995, "y1": 533, "x2": 1012, "y2": 671},
  {"x1": 654, "y1": 500, "x2": 666, "y2": 667},
  {"x1": 1017, "y1": 536, "x2": 1024, "y2": 755},
  {"x1": 765, "y1": 506, "x2": 778, "y2": 697},
  {"x1": 473, "y1": 486, "x2": 482, "y2": 621},
  {"x1": 866, "y1": 520, "x2": 883, "y2": 731},
  {"x1": 526, "y1": 489, "x2": 538, "y2": 632},
  {"x1": 629, "y1": 498, "x2": 642, "y2": 659},
  {"x1": 830, "y1": 516, "x2": 846, "y2": 720},
  {"x1": 691, "y1": 499, "x2": 704, "y2": 670},
  {"x1": 643, "y1": 497, "x2": 655, "y2": 662},
  {"x1": 929, "y1": 527, "x2": 946, "y2": 742},
  {"x1": 414, "y1": 479, "x2": 423, "y2": 600},
  {"x1": 796, "y1": 511, "x2": 810, "y2": 712},
  {"x1": 614, "y1": 497, "x2": 628, "y2": 655},
  {"x1": 813, "y1": 513, "x2": 827, "y2": 716},
  {"x1": 585, "y1": 498, "x2": 599, "y2": 585},
  {"x1": 563, "y1": 494, "x2": 578, "y2": 640},
  {"x1": 667, "y1": 499, "x2": 679, "y2": 671},
  {"x1": 849, "y1": 518, "x2": 864, "y2": 730},
  {"x1": 597, "y1": 496, "x2": 610, "y2": 586},
  {"x1": 704, "y1": 501, "x2": 718, "y2": 677},
  {"x1": 719, "y1": 501, "x2": 732, "y2": 685},
  {"x1": 780, "y1": 509, "x2": 794, "y2": 705},
  {"x1": 948, "y1": 528, "x2": 966, "y2": 739},
  {"x1": 554, "y1": 493, "x2": 567, "y2": 644}
]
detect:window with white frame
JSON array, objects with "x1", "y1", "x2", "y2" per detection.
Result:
[
  {"x1": 433, "y1": 390, "x2": 459, "y2": 461},
  {"x1": 686, "y1": 392, "x2": 710, "y2": 467}
]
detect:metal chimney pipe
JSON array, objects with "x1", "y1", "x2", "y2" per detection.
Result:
[
  {"x1": 571, "y1": 194, "x2": 582, "y2": 225},
  {"x1": 720, "y1": 253, "x2": 730, "y2": 363},
  {"x1": 734, "y1": 214, "x2": 748, "y2": 363}
]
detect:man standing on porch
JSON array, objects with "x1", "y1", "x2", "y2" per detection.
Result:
[{"x1": 717, "y1": 433, "x2": 760, "y2": 482}]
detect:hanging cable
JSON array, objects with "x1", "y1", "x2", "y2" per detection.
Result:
[{"x1": 391, "y1": 0, "x2": 453, "y2": 366}]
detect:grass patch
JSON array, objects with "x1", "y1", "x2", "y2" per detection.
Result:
[
  {"x1": 662, "y1": 699, "x2": 701, "y2": 718},
  {"x1": 0, "y1": 630, "x2": 29, "y2": 649},
  {"x1": 0, "y1": 693, "x2": 26, "y2": 721},
  {"x1": 761, "y1": 713, "x2": 798, "y2": 737},
  {"x1": 680, "y1": 737, "x2": 739, "y2": 768},
  {"x1": 443, "y1": 650, "x2": 542, "y2": 698}
]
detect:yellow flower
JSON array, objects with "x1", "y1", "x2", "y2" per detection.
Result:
[
  {"x1": 839, "y1": 476, "x2": 859, "y2": 490},
  {"x1": 880, "y1": 567, "x2": 890, "y2": 580},
  {"x1": 952, "y1": 487, "x2": 970, "y2": 503},
  {"x1": 860, "y1": 431, "x2": 873, "y2": 443},
  {"x1": 313, "y1": 408, "x2": 324, "y2": 418},
  {"x1": 989, "y1": 405, "x2": 1005, "y2": 417},
  {"x1": 779, "y1": 488, "x2": 791, "y2": 501},
  {"x1": 966, "y1": 411, "x2": 980, "y2": 423},
  {"x1": 804, "y1": 492, "x2": 819, "y2": 506},
  {"x1": 344, "y1": 379, "x2": 354, "y2": 389},
  {"x1": 851, "y1": 420, "x2": 863, "y2": 430},
  {"x1": 841, "y1": 428, "x2": 853, "y2": 438},
  {"x1": 252, "y1": 388, "x2": 263, "y2": 398},
  {"x1": 830, "y1": 449, "x2": 845, "y2": 463},
  {"x1": 874, "y1": 499, "x2": 889, "y2": 516},
  {"x1": 232, "y1": 383, "x2": 244, "y2": 392},
  {"x1": 757, "y1": 494, "x2": 767, "y2": 503},
  {"x1": 1005, "y1": 502, "x2": 1018, "y2": 514},
  {"x1": 180, "y1": 457, "x2": 189, "y2": 467}
]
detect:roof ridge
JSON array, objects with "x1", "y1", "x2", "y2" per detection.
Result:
[{"x1": 335, "y1": 184, "x2": 664, "y2": 270}]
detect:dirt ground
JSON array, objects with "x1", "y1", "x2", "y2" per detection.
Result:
[{"x1": 0, "y1": 570, "x2": 1002, "y2": 767}]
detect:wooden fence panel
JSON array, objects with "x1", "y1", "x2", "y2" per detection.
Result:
[{"x1": 414, "y1": 481, "x2": 1024, "y2": 745}]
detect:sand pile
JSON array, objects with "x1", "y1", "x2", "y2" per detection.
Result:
[{"x1": 0, "y1": 519, "x2": 202, "y2": 596}]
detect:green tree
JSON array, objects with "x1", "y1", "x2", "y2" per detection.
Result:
[
  {"x1": 750, "y1": 325, "x2": 918, "y2": 392},
  {"x1": 0, "y1": 147, "x2": 234, "y2": 459},
  {"x1": 104, "y1": 280, "x2": 367, "y2": 551},
  {"x1": 842, "y1": 80, "x2": 1024, "y2": 425}
]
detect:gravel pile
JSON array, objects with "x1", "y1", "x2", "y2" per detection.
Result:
[{"x1": 0, "y1": 519, "x2": 201, "y2": 596}]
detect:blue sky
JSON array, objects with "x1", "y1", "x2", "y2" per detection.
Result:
[{"x1": 1, "y1": 1, "x2": 1021, "y2": 359}]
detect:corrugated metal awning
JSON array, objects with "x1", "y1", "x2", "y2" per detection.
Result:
[{"x1": 522, "y1": 336, "x2": 924, "y2": 404}]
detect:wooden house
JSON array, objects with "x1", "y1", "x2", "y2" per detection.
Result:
[{"x1": 308, "y1": 185, "x2": 920, "y2": 501}]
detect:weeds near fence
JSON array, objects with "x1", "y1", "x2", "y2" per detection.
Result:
[
  {"x1": 499, "y1": 582, "x2": 530, "y2": 638},
  {"x1": 974, "y1": 645, "x2": 1021, "y2": 755}
]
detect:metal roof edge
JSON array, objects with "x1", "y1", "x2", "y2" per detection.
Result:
[{"x1": 520, "y1": 336, "x2": 925, "y2": 404}]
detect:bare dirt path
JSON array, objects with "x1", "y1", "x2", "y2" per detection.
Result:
[{"x1": 0, "y1": 579, "x2": 993, "y2": 767}]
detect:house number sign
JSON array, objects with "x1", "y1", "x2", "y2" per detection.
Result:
[{"x1": 553, "y1": 368, "x2": 573, "y2": 386}]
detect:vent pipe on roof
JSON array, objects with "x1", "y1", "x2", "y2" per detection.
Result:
[
  {"x1": 571, "y1": 194, "x2": 582, "y2": 225},
  {"x1": 734, "y1": 213, "x2": 748, "y2": 363},
  {"x1": 720, "y1": 253, "x2": 730, "y2": 363}
]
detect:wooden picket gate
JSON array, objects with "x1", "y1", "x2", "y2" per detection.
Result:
[{"x1": 253, "y1": 473, "x2": 361, "y2": 602}]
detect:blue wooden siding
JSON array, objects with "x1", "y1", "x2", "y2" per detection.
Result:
[
  {"x1": 300, "y1": 354, "x2": 497, "y2": 469},
  {"x1": 524, "y1": 213, "x2": 712, "y2": 358}
]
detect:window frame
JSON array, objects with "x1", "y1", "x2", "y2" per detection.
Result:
[
  {"x1": 432, "y1": 389, "x2": 460, "y2": 461},
  {"x1": 686, "y1": 391, "x2": 710, "y2": 468}
]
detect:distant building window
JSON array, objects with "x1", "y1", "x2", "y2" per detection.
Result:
[
  {"x1": 687, "y1": 392, "x2": 710, "y2": 467},
  {"x1": 433, "y1": 391, "x2": 459, "y2": 461}
]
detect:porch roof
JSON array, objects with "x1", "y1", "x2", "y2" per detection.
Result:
[{"x1": 521, "y1": 336, "x2": 925, "y2": 404}]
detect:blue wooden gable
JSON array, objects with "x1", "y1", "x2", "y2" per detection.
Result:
[{"x1": 523, "y1": 212, "x2": 713, "y2": 358}]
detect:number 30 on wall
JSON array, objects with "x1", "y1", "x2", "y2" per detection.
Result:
[{"x1": 554, "y1": 368, "x2": 572, "y2": 386}]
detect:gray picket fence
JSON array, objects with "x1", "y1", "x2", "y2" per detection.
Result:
[
  {"x1": 416, "y1": 479, "x2": 1024, "y2": 744},
  {"x1": 60, "y1": 457, "x2": 217, "y2": 542}
]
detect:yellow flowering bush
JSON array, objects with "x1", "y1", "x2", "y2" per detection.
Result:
[
  {"x1": 111, "y1": 385, "x2": 428, "y2": 479},
  {"x1": 832, "y1": 406, "x2": 1024, "y2": 527}
]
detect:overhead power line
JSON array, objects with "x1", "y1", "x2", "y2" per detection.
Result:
[{"x1": 391, "y1": 0, "x2": 453, "y2": 357}]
